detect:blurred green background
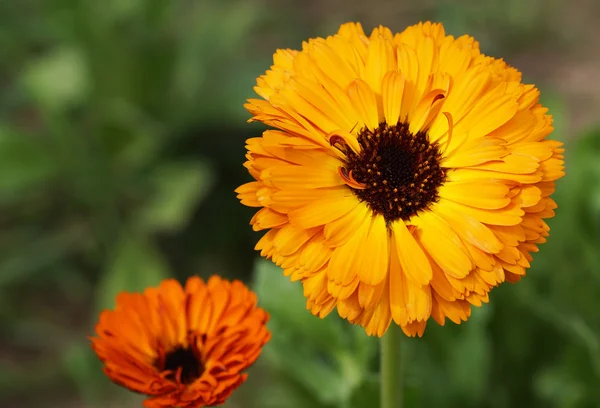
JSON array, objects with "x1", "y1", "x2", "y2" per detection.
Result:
[{"x1": 1, "y1": 0, "x2": 599, "y2": 407}]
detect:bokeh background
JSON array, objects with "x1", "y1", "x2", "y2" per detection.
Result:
[{"x1": 1, "y1": 0, "x2": 599, "y2": 407}]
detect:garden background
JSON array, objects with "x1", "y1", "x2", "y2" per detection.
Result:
[{"x1": 1, "y1": 0, "x2": 599, "y2": 407}]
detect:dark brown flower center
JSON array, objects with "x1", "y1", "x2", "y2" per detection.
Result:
[
  {"x1": 162, "y1": 346, "x2": 204, "y2": 384},
  {"x1": 340, "y1": 122, "x2": 446, "y2": 223}
]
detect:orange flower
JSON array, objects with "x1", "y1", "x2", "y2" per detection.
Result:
[
  {"x1": 91, "y1": 276, "x2": 270, "y2": 408},
  {"x1": 236, "y1": 22, "x2": 565, "y2": 337}
]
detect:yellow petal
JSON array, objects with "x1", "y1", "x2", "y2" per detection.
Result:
[
  {"x1": 271, "y1": 186, "x2": 347, "y2": 207},
  {"x1": 456, "y1": 89, "x2": 517, "y2": 140},
  {"x1": 235, "y1": 181, "x2": 263, "y2": 207},
  {"x1": 298, "y1": 233, "x2": 332, "y2": 274},
  {"x1": 431, "y1": 294, "x2": 471, "y2": 325},
  {"x1": 488, "y1": 225, "x2": 525, "y2": 247},
  {"x1": 292, "y1": 77, "x2": 357, "y2": 131},
  {"x1": 261, "y1": 164, "x2": 344, "y2": 189},
  {"x1": 364, "y1": 31, "x2": 396, "y2": 94},
  {"x1": 514, "y1": 185, "x2": 542, "y2": 208},
  {"x1": 436, "y1": 205, "x2": 503, "y2": 253},
  {"x1": 336, "y1": 290, "x2": 362, "y2": 320},
  {"x1": 361, "y1": 280, "x2": 393, "y2": 337},
  {"x1": 409, "y1": 88, "x2": 446, "y2": 134},
  {"x1": 413, "y1": 211, "x2": 473, "y2": 278},
  {"x1": 358, "y1": 281, "x2": 385, "y2": 310},
  {"x1": 439, "y1": 180, "x2": 511, "y2": 210},
  {"x1": 356, "y1": 215, "x2": 390, "y2": 285},
  {"x1": 288, "y1": 193, "x2": 359, "y2": 229},
  {"x1": 324, "y1": 201, "x2": 371, "y2": 247},
  {"x1": 280, "y1": 86, "x2": 339, "y2": 133},
  {"x1": 327, "y1": 217, "x2": 371, "y2": 285},
  {"x1": 442, "y1": 199, "x2": 524, "y2": 226},
  {"x1": 391, "y1": 221, "x2": 433, "y2": 285},
  {"x1": 273, "y1": 224, "x2": 320, "y2": 256},
  {"x1": 303, "y1": 270, "x2": 329, "y2": 302},
  {"x1": 509, "y1": 141, "x2": 553, "y2": 161},
  {"x1": 470, "y1": 153, "x2": 540, "y2": 174},
  {"x1": 401, "y1": 320, "x2": 427, "y2": 337},
  {"x1": 447, "y1": 167, "x2": 542, "y2": 184},
  {"x1": 306, "y1": 40, "x2": 357, "y2": 89},
  {"x1": 429, "y1": 257, "x2": 458, "y2": 301},
  {"x1": 442, "y1": 139, "x2": 507, "y2": 168},
  {"x1": 347, "y1": 79, "x2": 379, "y2": 130},
  {"x1": 381, "y1": 71, "x2": 405, "y2": 125},
  {"x1": 488, "y1": 110, "x2": 537, "y2": 144},
  {"x1": 328, "y1": 274, "x2": 360, "y2": 300},
  {"x1": 396, "y1": 45, "x2": 418, "y2": 87},
  {"x1": 429, "y1": 67, "x2": 490, "y2": 147},
  {"x1": 389, "y1": 233, "x2": 433, "y2": 326},
  {"x1": 414, "y1": 36, "x2": 436, "y2": 95},
  {"x1": 251, "y1": 208, "x2": 288, "y2": 231}
]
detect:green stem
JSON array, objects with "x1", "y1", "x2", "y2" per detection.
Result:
[{"x1": 380, "y1": 324, "x2": 403, "y2": 408}]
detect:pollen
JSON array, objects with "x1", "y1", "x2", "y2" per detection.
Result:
[{"x1": 340, "y1": 122, "x2": 446, "y2": 223}]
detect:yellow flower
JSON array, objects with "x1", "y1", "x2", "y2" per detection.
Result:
[
  {"x1": 90, "y1": 276, "x2": 270, "y2": 408},
  {"x1": 236, "y1": 22, "x2": 565, "y2": 337}
]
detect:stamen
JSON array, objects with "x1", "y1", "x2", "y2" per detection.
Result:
[
  {"x1": 411, "y1": 89, "x2": 447, "y2": 132},
  {"x1": 342, "y1": 121, "x2": 446, "y2": 222},
  {"x1": 159, "y1": 346, "x2": 204, "y2": 385},
  {"x1": 328, "y1": 130, "x2": 361, "y2": 155},
  {"x1": 339, "y1": 166, "x2": 367, "y2": 189}
]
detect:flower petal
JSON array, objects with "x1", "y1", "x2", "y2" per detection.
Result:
[
  {"x1": 391, "y1": 221, "x2": 433, "y2": 285},
  {"x1": 382, "y1": 71, "x2": 405, "y2": 125},
  {"x1": 347, "y1": 79, "x2": 379, "y2": 130},
  {"x1": 413, "y1": 211, "x2": 474, "y2": 278},
  {"x1": 323, "y1": 201, "x2": 371, "y2": 247},
  {"x1": 356, "y1": 215, "x2": 390, "y2": 285},
  {"x1": 389, "y1": 233, "x2": 432, "y2": 326},
  {"x1": 439, "y1": 180, "x2": 511, "y2": 210},
  {"x1": 288, "y1": 193, "x2": 359, "y2": 229},
  {"x1": 327, "y1": 217, "x2": 372, "y2": 286}
]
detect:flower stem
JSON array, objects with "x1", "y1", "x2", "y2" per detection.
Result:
[{"x1": 380, "y1": 324, "x2": 403, "y2": 408}]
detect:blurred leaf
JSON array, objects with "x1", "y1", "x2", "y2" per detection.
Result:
[
  {"x1": 21, "y1": 47, "x2": 89, "y2": 111},
  {"x1": 0, "y1": 230, "x2": 71, "y2": 287},
  {"x1": 534, "y1": 366, "x2": 585, "y2": 408},
  {"x1": 105, "y1": 0, "x2": 144, "y2": 20},
  {"x1": 136, "y1": 161, "x2": 214, "y2": 233},
  {"x1": 61, "y1": 339, "x2": 107, "y2": 407},
  {"x1": 95, "y1": 232, "x2": 169, "y2": 312},
  {"x1": 349, "y1": 374, "x2": 420, "y2": 408},
  {"x1": 206, "y1": 59, "x2": 270, "y2": 122},
  {"x1": 63, "y1": 339, "x2": 146, "y2": 408},
  {"x1": 0, "y1": 355, "x2": 69, "y2": 399},
  {"x1": 448, "y1": 308, "x2": 492, "y2": 403},
  {"x1": 254, "y1": 258, "x2": 345, "y2": 351},
  {"x1": 253, "y1": 259, "x2": 376, "y2": 406},
  {"x1": 169, "y1": 0, "x2": 264, "y2": 123},
  {"x1": 349, "y1": 375, "x2": 379, "y2": 408},
  {"x1": 0, "y1": 126, "x2": 57, "y2": 201},
  {"x1": 247, "y1": 361, "x2": 334, "y2": 408}
]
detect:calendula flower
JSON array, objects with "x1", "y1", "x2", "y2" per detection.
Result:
[
  {"x1": 236, "y1": 22, "x2": 565, "y2": 337},
  {"x1": 91, "y1": 276, "x2": 270, "y2": 408}
]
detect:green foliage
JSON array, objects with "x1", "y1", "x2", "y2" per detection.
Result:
[
  {"x1": 0, "y1": 126, "x2": 58, "y2": 202},
  {"x1": 0, "y1": 0, "x2": 598, "y2": 407},
  {"x1": 95, "y1": 231, "x2": 170, "y2": 311},
  {"x1": 0, "y1": 0, "x2": 266, "y2": 405},
  {"x1": 21, "y1": 47, "x2": 89, "y2": 112},
  {"x1": 135, "y1": 161, "x2": 214, "y2": 233},
  {"x1": 253, "y1": 259, "x2": 377, "y2": 408}
]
